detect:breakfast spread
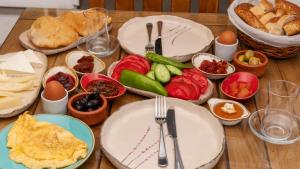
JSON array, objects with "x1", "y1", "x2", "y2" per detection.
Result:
[
  {"x1": 73, "y1": 55, "x2": 94, "y2": 73},
  {"x1": 214, "y1": 102, "x2": 243, "y2": 119},
  {"x1": 72, "y1": 92, "x2": 102, "y2": 111},
  {"x1": 46, "y1": 72, "x2": 75, "y2": 91},
  {"x1": 235, "y1": 0, "x2": 300, "y2": 35},
  {"x1": 7, "y1": 113, "x2": 88, "y2": 169},
  {"x1": 200, "y1": 60, "x2": 228, "y2": 74}
]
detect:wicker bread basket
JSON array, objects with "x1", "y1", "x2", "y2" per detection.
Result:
[{"x1": 237, "y1": 31, "x2": 300, "y2": 59}]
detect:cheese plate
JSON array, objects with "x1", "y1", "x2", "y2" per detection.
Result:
[{"x1": 0, "y1": 50, "x2": 47, "y2": 118}]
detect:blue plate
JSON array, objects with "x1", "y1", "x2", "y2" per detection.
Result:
[{"x1": 0, "y1": 114, "x2": 95, "y2": 169}]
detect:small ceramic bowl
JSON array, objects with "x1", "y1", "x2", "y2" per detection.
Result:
[
  {"x1": 68, "y1": 92, "x2": 108, "y2": 126},
  {"x1": 80, "y1": 73, "x2": 126, "y2": 100},
  {"x1": 233, "y1": 50, "x2": 268, "y2": 77},
  {"x1": 221, "y1": 72, "x2": 259, "y2": 101},
  {"x1": 208, "y1": 98, "x2": 250, "y2": 126},
  {"x1": 65, "y1": 50, "x2": 106, "y2": 76},
  {"x1": 42, "y1": 66, "x2": 79, "y2": 93},
  {"x1": 192, "y1": 53, "x2": 235, "y2": 80}
]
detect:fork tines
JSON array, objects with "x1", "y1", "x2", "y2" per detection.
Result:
[{"x1": 155, "y1": 96, "x2": 167, "y2": 120}]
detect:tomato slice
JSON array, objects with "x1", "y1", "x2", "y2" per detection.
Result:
[
  {"x1": 183, "y1": 71, "x2": 208, "y2": 94},
  {"x1": 165, "y1": 81, "x2": 196, "y2": 100},
  {"x1": 183, "y1": 68, "x2": 203, "y2": 75},
  {"x1": 117, "y1": 59, "x2": 148, "y2": 73},
  {"x1": 171, "y1": 76, "x2": 200, "y2": 99},
  {"x1": 112, "y1": 62, "x2": 147, "y2": 80},
  {"x1": 122, "y1": 55, "x2": 151, "y2": 71}
]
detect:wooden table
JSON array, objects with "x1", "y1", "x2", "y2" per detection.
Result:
[{"x1": 1, "y1": 8, "x2": 300, "y2": 169}]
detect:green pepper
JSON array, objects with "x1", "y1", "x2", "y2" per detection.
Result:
[{"x1": 146, "y1": 52, "x2": 192, "y2": 69}]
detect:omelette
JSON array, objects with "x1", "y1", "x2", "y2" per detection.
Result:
[{"x1": 7, "y1": 113, "x2": 88, "y2": 169}]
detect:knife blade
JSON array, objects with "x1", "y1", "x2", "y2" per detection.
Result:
[
  {"x1": 155, "y1": 21, "x2": 163, "y2": 55},
  {"x1": 167, "y1": 107, "x2": 177, "y2": 138}
]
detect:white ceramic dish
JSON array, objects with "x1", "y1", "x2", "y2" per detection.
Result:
[
  {"x1": 65, "y1": 50, "x2": 106, "y2": 76},
  {"x1": 101, "y1": 98, "x2": 225, "y2": 169},
  {"x1": 42, "y1": 66, "x2": 79, "y2": 93},
  {"x1": 19, "y1": 24, "x2": 112, "y2": 55},
  {"x1": 107, "y1": 61, "x2": 214, "y2": 104},
  {"x1": 192, "y1": 53, "x2": 235, "y2": 80},
  {"x1": 0, "y1": 51, "x2": 47, "y2": 118},
  {"x1": 207, "y1": 98, "x2": 250, "y2": 126},
  {"x1": 118, "y1": 15, "x2": 214, "y2": 62}
]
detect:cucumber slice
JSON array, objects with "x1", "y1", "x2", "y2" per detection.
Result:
[
  {"x1": 166, "y1": 65, "x2": 182, "y2": 75},
  {"x1": 151, "y1": 62, "x2": 158, "y2": 71},
  {"x1": 146, "y1": 70, "x2": 155, "y2": 80},
  {"x1": 155, "y1": 64, "x2": 171, "y2": 83}
]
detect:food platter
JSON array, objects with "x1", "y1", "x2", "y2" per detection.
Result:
[
  {"x1": 118, "y1": 15, "x2": 214, "y2": 62},
  {"x1": 0, "y1": 114, "x2": 95, "y2": 169},
  {"x1": 107, "y1": 61, "x2": 214, "y2": 104},
  {"x1": 19, "y1": 24, "x2": 112, "y2": 55},
  {"x1": 0, "y1": 51, "x2": 47, "y2": 118},
  {"x1": 101, "y1": 98, "x2": 225, "y2": 169}
]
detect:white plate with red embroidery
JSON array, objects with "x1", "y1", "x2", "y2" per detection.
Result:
[{"x1": 100, "y1": 98, "x2": 225, "y2": 169}]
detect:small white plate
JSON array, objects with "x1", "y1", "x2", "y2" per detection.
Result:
[
  {"x1": 207, "y1": 98, "x2": 250, "y2": 126},
  {"x1": 65, "y1": 50, "x2": 106, "y2": 76},
  {"x1": 107, "y1": 61, "x2": 214, "y2": 105},
  {"x1": 118, "y1": 15, "x2": 214, "y2": 62},
  {"x1": 192, "y1": 53, "x2": 235, "y2": 80},
  {"x1": 101, "y1": 98, "x2": 225, "y2": 169}
]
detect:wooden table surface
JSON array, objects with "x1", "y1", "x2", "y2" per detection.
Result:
[{"x1": 1, "y1": 8, "x2": 300, "y2": 169}]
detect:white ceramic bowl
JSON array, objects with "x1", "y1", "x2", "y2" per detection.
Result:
[
  {"x1": 65, "y1": 50, "x2": 106, "y2": 76},
  {"x1": 192, "y1": 53, "x2": 235, "y2": 80},
  {"x1": 207, "y1": 98, "x2": 250, "y2": 126}
]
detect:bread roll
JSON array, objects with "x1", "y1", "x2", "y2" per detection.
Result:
[
  {"x1": 250, "y1": 6, "x2": 266, "y2": 18},
  {"x1": 276, "y1": 0, "x2": 300, "y2": 16},
  {"x1": 277, "y1": 15, "x2": 297, "y2": 27},
  {"x1": 28, "y1": 16, "x2": 78, "y2": 48},
  {"x1": 235, "y1": 3, "x2": 267, "y2": 31},
  {"x1": 260, "y1": 0, "x2": 274, "y2": 12},
  {"x1": 283, "y1": 19, "x2": 300, "y2": 35},
  {"x1": 276, "y1": 9, "x2": 286, "y2": 17},
  {"x1": 260, "y1": 12, "x2": 277, "y2": 24},
  {"x1": 266, "y1": 23, "x2": 284, "y2": 35}
]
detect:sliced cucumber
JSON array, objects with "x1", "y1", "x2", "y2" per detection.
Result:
[
  {"x1": 151, "y1": 62, "x2": 158, "y2": 71},
  {"x1": 146, "y1": 70, "x2": 155, "y2": 80},
  {"x1": 166, "y1": 65, "x2": 182, "y2": 75},
  {"x1": 155, "y1": 64, "x2": 171, "y2": 83}
]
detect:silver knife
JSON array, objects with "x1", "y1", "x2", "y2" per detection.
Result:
[
  {"x1": 155, "y1": 21, "x2": 163, "y2": 55},
  {"x1": 167, "y1": 107, "x2": 184, "y2": 169}
]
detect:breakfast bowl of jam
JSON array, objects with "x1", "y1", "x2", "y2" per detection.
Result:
[
  {"x1": 80, "y1": 73, "x2": 126, "y2": 100},
  {"x1": 208, "y1": 98, "x2": 250, "y2": 126},
  {"x1": 68, "y1": 92, "x2": 108, "y2": 126},
  {"x1": 42, "y1": 66, "x2": 79, "y2": 93}
]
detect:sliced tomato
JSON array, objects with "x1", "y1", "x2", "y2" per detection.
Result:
[
  {"x1": 171, "y1": 76, "x2": 200, "y2": 99},
  {"x1": 117, "y1": 59, "x2": 148, "y2": 73},
  {"x1": 182, "y1": 71, "x2": 208, "y2": 94},
  {"x1": 165, "y1": 81, "x2": 196, "y2": 100},
  {"x1": 112, "y1": 62, "x2": 147, "y2": 80},
  {"x1": 183, "y1": 68, "x2": 203, "y2": 75},
  {"x1": 122, "y1": 55, "x2": 151, "y2": 71}
]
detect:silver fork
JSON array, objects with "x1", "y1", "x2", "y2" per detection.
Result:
[
  {"x1": 145, "y1": 23, "x2": 155, "y2": 52},
  {"x1": 155, "y1": 96, "x2": 168, "y2": 167}
]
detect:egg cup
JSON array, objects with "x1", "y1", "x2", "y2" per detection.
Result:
[
  {"x1": 41, "y1": 89, "x2": 68, "y2": 114},
  {"x1": 214, "y1": 36, "x2": 239, "y2": 62}
]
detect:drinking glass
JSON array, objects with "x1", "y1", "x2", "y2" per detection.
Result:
[
  {"x1": 78, "y1": 7, "x2": 119, "y2": 57},
  {"x1": 261, "y1": 80, "x2": 300, "y2": 141}
]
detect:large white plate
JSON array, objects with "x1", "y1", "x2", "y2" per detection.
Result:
[
  {"x1": 19, "y1": 24, "x2": 112, "y2": 55},
  {"x1": 118, "y1": 15, "x2": 214, "y2": 62},
  {"x1": 107, "y1": 61, "x2": 214, "y2": 104},
  {"x1": 101, "y1": 98, "x2": 225, "y2": 169},
  {"x1": 0, "y1": 51, "x2": 47, "y2": 118}
]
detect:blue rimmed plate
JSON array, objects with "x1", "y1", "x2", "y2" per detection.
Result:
[{"x1": 0, "y1": 114, "x2": 95, "y2": 169}]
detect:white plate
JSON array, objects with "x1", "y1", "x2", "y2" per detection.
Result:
[
  {"x1": 0, "y1": 51, "x2": 47, "y2": 118},
  {"x1": 192, "y1": 53, "x2": 235, "y2": 80},
  {"x1": 118, "y1": 15, "x2": 214, "y2": 62},
  {"x1": 107, "y1": 61, "x2": 214, "y2": 104},
  {"x1": 101, "y1": 98, "x2": 225, "y2": 169},
  {"x1": 19, "y1": 24, "x2": 112, "y2": 55},
  {"x1": 65, "y1": 50, "x2": 106, "y2": 76}
]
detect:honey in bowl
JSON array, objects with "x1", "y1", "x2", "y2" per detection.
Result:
[{"x1": 214, "y1": 102, "x2": 243, "y2": 120}]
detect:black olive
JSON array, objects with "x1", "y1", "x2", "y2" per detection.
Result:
[
  {"x1": 90, "y1": 99, "x2": 100, "y2": 107},
  {"x1": 80, "y1": 97, "x2": 88, "y2": 105},
  {"x1": 74, "y1": 104, "x2": 84, "y2": 111},
  {"x1": 87, "y1": 108, "x2": 94, "y2": 112},
  {"x1": 73, "y1": 100, "x2": 82, "y2": 107}
]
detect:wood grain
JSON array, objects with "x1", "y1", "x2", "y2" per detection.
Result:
[
  {"x1": 171, "y1": 0, "x2": 190, "y2": 12},
  {"x1": 199, "y1": 0, "x2": 219, "y2": 13},
  {"x1": 143, "y1": 0, "x2": 163, "y2": 11},
  {"x1": 115, "y1": 0, "x2": 134, "y2": 11},
  {"x1": 89, "y1": 0, "x2": 105, "y2": 8}
]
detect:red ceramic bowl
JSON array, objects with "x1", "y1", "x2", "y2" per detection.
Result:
[
  {"x1": 221, "y1": 72, "x2": 259, "y2": 101},
  {"x1": 80, "y1": 73, "x2": 126, "y2": 100}
]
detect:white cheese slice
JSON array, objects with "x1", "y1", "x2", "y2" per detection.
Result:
[
  {"x1": 23, "y1": 49, "x2": 43, "y2": 67},
  {"x1": 0, "y1": 96, "x2": 22, "y2": 109},
  {"x1": 0, "y1": 51, "x2": 35, "y2": 74},
  {"x1": 221, "y1": 103, "x2": 236, "y2": 114}
]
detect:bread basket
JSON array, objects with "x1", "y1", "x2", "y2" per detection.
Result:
[{"x1": 228, "y1": 0, "x2": 300, "y2": 58}]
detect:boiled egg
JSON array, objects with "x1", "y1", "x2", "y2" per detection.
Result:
[
  {"x1": 218, "y1": 31, "x2": 237, "y2": 45},
  {"x1": 43, "y1": 81, "x2": 66, "y2": 100}
]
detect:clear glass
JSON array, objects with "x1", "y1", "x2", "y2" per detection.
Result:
[{"x1": 77, "y1": 7, "x2": 119, "y2": 57}]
